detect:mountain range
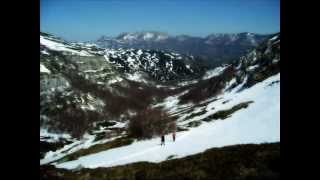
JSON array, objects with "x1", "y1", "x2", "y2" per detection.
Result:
[{"x1": 94, "y1": 31, "x2": 273, "y2": 66}]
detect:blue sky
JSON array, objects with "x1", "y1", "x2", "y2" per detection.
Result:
[{"x1": 41, "y1": 0, "x2": 280, "y2": 41}]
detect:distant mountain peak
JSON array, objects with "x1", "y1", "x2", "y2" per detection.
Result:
[
  {"x1": 115, "y1": 31, "x2": 169, "y2": 42},
  {"x1": 94, "y1": 31, "x2": 271, "y2": 66}
]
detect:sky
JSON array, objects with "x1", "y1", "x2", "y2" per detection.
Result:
[{"x1": 40, "y1": 0, "x2": 280, "y2": 42}]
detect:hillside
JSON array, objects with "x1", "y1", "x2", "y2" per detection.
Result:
[
  {"x1": 40, "y1": 32, "x2": 280, "y2": 179},
  {"x1": 40, "y1": 32, "x2": 209, "y2": 157}
]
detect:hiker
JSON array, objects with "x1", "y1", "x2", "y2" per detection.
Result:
[
  {"x1": 172, "y1": 131, "x2": 176, "y2": 142},
  {"x1": 161, "y1": 135, "x2": 165, "y2": 146}
]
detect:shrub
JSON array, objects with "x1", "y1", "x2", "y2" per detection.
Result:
[{"x1": 128, "y1": 108, "x2": 176, "y2": 139}]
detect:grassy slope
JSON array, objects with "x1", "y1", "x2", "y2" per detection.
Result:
[
  {"x1": 40, "y1": 142, "x2": 280, "y2": 180},
  {"x1": 52, "y1": 136, "x2": 134, "y2": 164}
]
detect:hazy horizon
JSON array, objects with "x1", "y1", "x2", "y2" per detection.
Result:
[{"x1": 41, "y1": 30, "x2": 278, "y2": 43}]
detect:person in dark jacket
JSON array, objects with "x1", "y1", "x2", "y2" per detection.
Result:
[
  {"x1": 172, "y1": 131, "x2": 176, "y2": 142},
  {"x1": 161, "y1": 135, "x2": 165, "y2": 146}
]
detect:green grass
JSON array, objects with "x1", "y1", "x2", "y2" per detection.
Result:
[
  {"x1": 54, "y1": 136, "x2": 134, "y2": 164},
  {"x1": 184, "y1": 109, "x2": 208, "y2": 121},
  {"x1": 40, "y1": 141, "x2": 70, "y2": 159},
  {"x1": 202, "y1": 101, "x2": 253, "y2": 122},
  {"x1": 166, "y1": 154, "x2": 177, "y2": 160},
  {"x1": 176, "y1": 126, "x2": 189, "y2": 132},
  {"x1": 186, "y1": 120, "x2": 202, "y2": 128},
  {"x1": 96, "y1": 120, "x2": 117, "y2": 128},
  {"x1": 41, "y1": 142, "x2": 280, "y2": 180},
  {"x1": 222, "y1": 100, "x2": 230, "y2": 104},
  {"x1": 92, "y1": 131, "x2": 108, "y2": 142}
]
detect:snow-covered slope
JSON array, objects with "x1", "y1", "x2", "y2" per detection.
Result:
[
  {"x1": 55, "y1": 73, "x2": 279, "y2": 169},
  {"x1": 40, "y1": 34, "x2": 93, "y2": 56}
]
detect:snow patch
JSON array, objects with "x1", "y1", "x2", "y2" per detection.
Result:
[
  {"x1": 83, "y1": 68, "x2": 104, "y2": 73},
  {"x1": 137, "y1": 49, "x2": 143, "y2": 56},
  {"x1": 40, "y1": 129, "x2": 72, "y2": 143},
  {"x1": 41, "y1": 50, "x2": 50, "y2": 55},
  {"x1": 270, "y1": 35, "x2": 279, "y2": 41},
  {"x1": 40, "y1": 64, "x2": 51, "y2": 74},
  {"x1": 202, "y1": 65, "x2": 229, "y2": 80},
  {"x1": 108, "y1": 76, "x2": 123, "y2": 85},
  {"x1": 143, "y1": 32, "x2": 154, "y2": 40},
  {"x1": 247, "y1": 65, "x2": 259, "y2": 71},
  {"x1": 40, "y1": 36, "x2": 92, "y2": 56},
  {"x1": 125, "y1": 72, "x2": 149, "y2": 83}
]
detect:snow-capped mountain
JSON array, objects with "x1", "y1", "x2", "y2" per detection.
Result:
[
  {"x1": 205, "y1": 32, "x2": 260, "y2": 46},
  {"x1": 95, "y1": 31, "x2": 270, "y2": 66},
  {"x1": 103, "y1": 48, "x2": 207, "y2": 82},
  {"x1": 116, "y1": 31, "x2": 169, "y2": 42},
  {"x1": 40, "y1": 32, "x2": 280, "y2": 171}
]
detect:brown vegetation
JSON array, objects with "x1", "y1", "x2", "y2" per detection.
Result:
[
  {"x1": 128, "y1": 108, "x2": 176, "y2": 139},
  {"x1": 179, "y1": 66, "x2": 235, "y2": 104},
  {"x1": 40, "y1": 142, "x2": 280, "y2": 180}
]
